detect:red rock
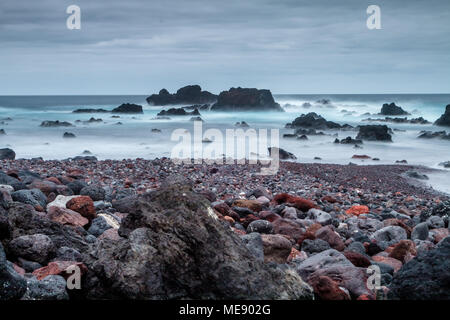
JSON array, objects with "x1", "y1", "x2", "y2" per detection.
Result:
[
  {"x1": 315, "y1": 226, "x2": 345, "y2": 251},
  {"x1": 259, "y1": 211, "x2": 281, "y2": 222},
  {"x1": 232, "y1": 228, "x2": 246, "y2": 236},
  {"x1": 273, "y1": 193, "x2": 317, "y2": 212},
  {"x1": 346, "y1": 205, "x2": 369, "y2": 216},
  {"x1": 309, "y1": 276, "x2": 350, "y2": 300},
  {"x1": 261, "y1": 234, "x2": 292, "y2": 263},
  {"x1": 47, "y1": 206, "x2": 89, "y2": 228},
  {"x1": 46, "y1": 177, "x2": 62, "y2": 185},
  {"x1": 388, "y1": 240, "x2": 417, "y2": 263},
  {"x1": 431, "y1": 228, "x2": 450, "y2": 243},
  {"x1": 343, "y1": 251, "x2": 371, "y2": 267},
  {"x1": 297, "y1": 231, "x2": 316, "y2": 247},
  {"x1": 352, "y1": 155, "x2": 371, "y2": 159},
  {"x1": 233, "y1": 199, "x2": 262, "y2": 213},
  {"x1": 66, "y1": 196, "x2": 96, "y2": 220},
  {"x1": 28, "y1": 180, "x2": 57, "y2": 196},
  {"x1": 372, "y1": 255, "x2": 402, "y2": 273},
  {"x1": 98, "y1": 228, "x2": 121, "y2": 241},
  {"x1": 322, "y1": 196, "x2": 338, "y2": 203},
  {"x1": 272, "y1": 218, "x2": 304, "y2": 241},
  {"x1": 32, "y1": 261, "x2": 88, "y2": 281},
  {"x1": 357, "y1": 294, "x2": 374, "y2": 300}
]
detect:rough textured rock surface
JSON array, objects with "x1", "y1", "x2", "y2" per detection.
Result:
[
  {"x1": 388, "y1": 237, "x2": 450, "y2": 300},
  {"x1": 0, "y1": 243, "x2": 27, "y2": 300},
  {"x1": 356, "y1": 125, "x2": 392, "y2": 142},
  {"x1": 83, "y1": 177, "x2": 313, "y2": 299},
  {"x1": 146, "y1": 85, "x2": 217, "y2": 106}
]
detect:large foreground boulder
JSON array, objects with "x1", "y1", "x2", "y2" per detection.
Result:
[
  {"x1": 388, "y1": 237, "x2": 450, "y2": 299},
  {"x1": 83, "y1": 177, "x2": 313, "y2": 299},
  {"x1": 211, "y1": 87, "x2": 283, "y2": 112},
  {"x1": 0, "y1": 243, "x2": 27, "y2": 299},
  {"x1": 380, "y1": 103, "x2": 409, "y2": 116},
  {"x1": 146, "y1": 85, "x2": 217, "y2": 106},
  {"x1": 356, "y1": 125, "x2": 392, "y2": 142},
  {"x1": 435, "y1": 104, "x2": 450, "y2": 127}
]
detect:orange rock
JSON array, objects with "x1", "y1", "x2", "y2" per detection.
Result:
[
  {"x1": 287, "y1": 247, "x2": 302, "y2": 262},
  {"x1": 346, "y1": 205, "x2": 369, "y2": 216},
  {"x1": 223, "y1": 216, "x2": 235, "y2": 224},
  {"x1": 66, "y1": 196, "x2": 96, "y2": 221},
  {"x1": 233, "y1": 199, "x2": 262, "y2": 213}
]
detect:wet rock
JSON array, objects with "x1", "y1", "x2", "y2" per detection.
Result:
[
  {"x1": 434, "y1": 104, "x2": 450, "y2": 126},
  {"x1": 111, "y1": 103, "x2": 143, "y2": 114},
  {"x1": 0, "y1": 148, "x2": 16, "y2": 160},
  {"x1": 356, "y1": 125, "x2": 392, "y2": 142},
  {"x1": 40, "y1": 120, "x2": 73, "y2": 127},
  {"x1": 286, "y1": 112, "x2": 342, "y2": 130},
  {"x1": 147, "y1": 85, "x2": 217, "y2": 106},
  {"x1": 267, "y1": 147, "x2": 297, "y2": 160},
  {"x1": 211, "y1": 87, "x2": 283, "y2": 112},
  {"x1": 380, "y1": 103, "x2": 409, "y2": 116}
]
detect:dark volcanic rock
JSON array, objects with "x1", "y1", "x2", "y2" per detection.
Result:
[
  {"x1": 435, "y1": 104, "x2": 450, "y2": 127},
  {"x1": 417, "y1": 130, "x2": 450, "y2": 140},
  {"x1": 0, "y1": 243, "x2": 27, "y2": 300},
  {"x1": 40, "y1": 120, "x2": 74, "y2": 127},
  {"x1": 112, "y1": 103, "x2": 143, "y2": 114},
  {"x1": 0, "y1": 148, "x2": 16, "y2": 160},
  {"x1": 268, "y1": 147, "x2": 297, "y2": 160},
  {"x1": 157, "y1": 108, "x2": 200, "y2": 117},
  {"x1": 211, "y1": 87, "x2": 283, "y2": 112},
  {"x1": 146, "y1": 85, "x2": 217, "y2": 106},
  {"x1": 63, "y1": 132, "x2": 76, "y2": 139},
  {"x1": 72, "y1": 108, "x2": 109, "y2": 113},
  {"x1": 286, "y1": 113, "x2": 342, "y2": 130},
  {"x1": 83, "y1": 177, "x2": 313, "y2": 299},
  {"x1": 356, "y1": 125, "x2": 392, "y2": 142},
  {"x1": 388, "y1": 237, "x2": 450, "y2": 299},
  {"x1": 380, "y1": 103, "x2": 409, "y2": 116}
]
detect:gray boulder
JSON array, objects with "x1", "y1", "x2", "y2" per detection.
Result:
[
  {"x1": 21, "y1": 275, "x2": 69, "y2": 300},
  {"x1": 8, "y1": 234, "x2": 55, "y2": 264},
  {"x1": 0, "y1": 243, "x2": 27, "y2": 300},
  {"x1": 0, "y1": 148, "x2": 15, "y2": 160}
]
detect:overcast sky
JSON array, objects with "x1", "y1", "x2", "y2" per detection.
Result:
[{"x1": 1, "y1": 0, "x2": 449, "y2": 95}]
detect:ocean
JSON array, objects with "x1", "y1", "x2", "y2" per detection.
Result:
[{"x1": 1, "y1": 93, "x2": 449, "y2": 193}]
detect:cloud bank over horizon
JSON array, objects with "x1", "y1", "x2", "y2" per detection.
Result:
[{"x1": 1, "y1": 0, "x2": 449, "y2": 95}]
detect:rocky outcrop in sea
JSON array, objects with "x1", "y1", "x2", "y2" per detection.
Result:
[
  {"x1": 210, "y1": 87, "x2": 283, "y2": 112},
  {"x1": 146, "y1": 85, "x2": 217, "y2": 106}
]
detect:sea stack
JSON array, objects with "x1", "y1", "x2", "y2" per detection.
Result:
[
  {"x1": 435, "y1": 104, "x2": 450, "y2": 126},
  {"x1": 211, "y1": 87, "x2": 284, "y2": 112}
]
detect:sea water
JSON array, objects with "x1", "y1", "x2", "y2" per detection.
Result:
[{"x1": 1, "y1": 94, "x2": 449, "y2": 193}]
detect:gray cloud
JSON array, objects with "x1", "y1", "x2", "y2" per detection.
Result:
[{"x1": 1, "y1": 0, "x2": 449, "y2": 94}]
